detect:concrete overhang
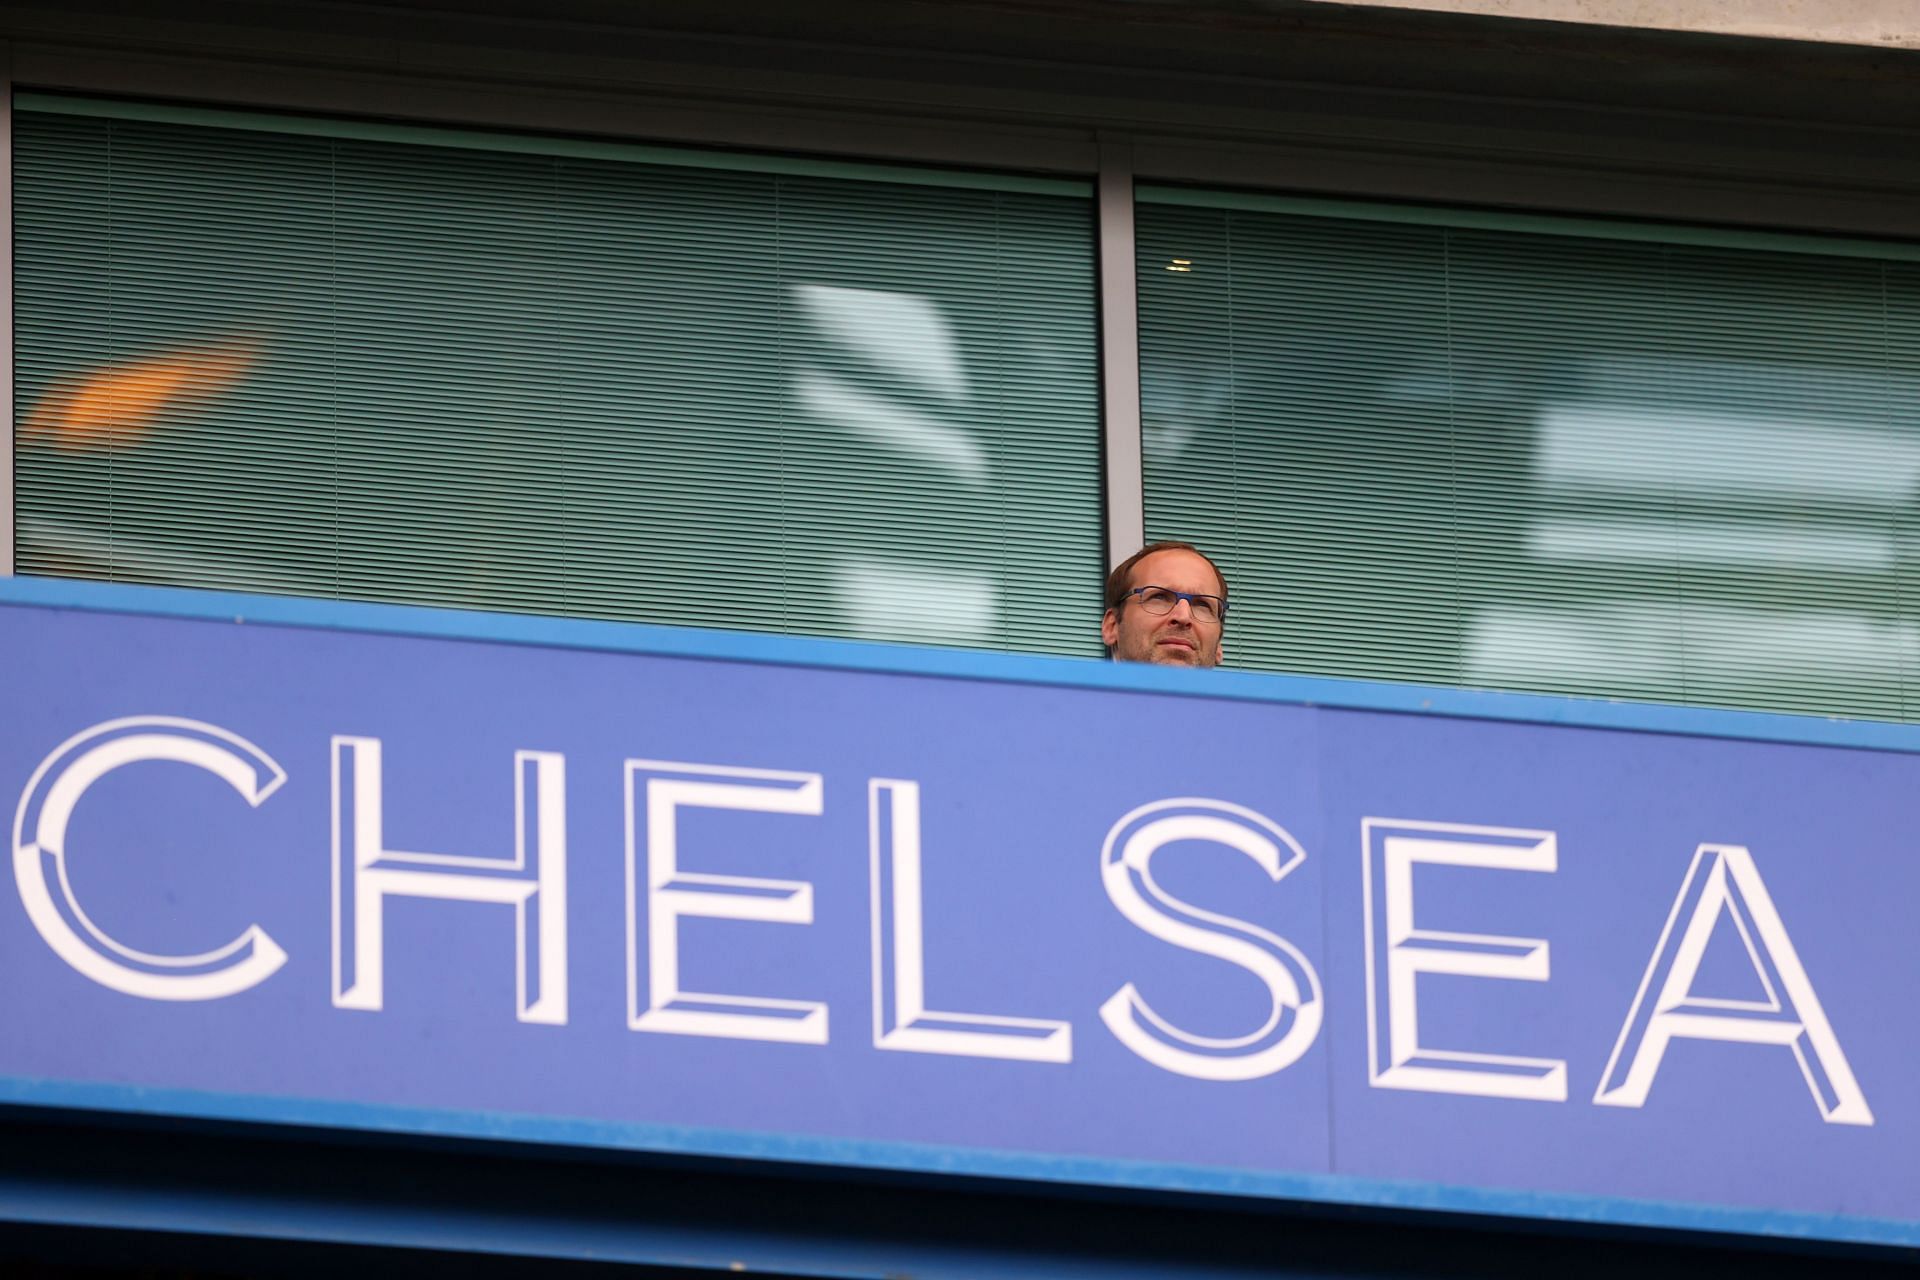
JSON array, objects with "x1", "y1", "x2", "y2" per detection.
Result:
[{"x1": 0, "y1": 0, "x2": 1915, "y2": 236}]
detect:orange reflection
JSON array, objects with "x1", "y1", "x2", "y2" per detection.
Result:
[{"x1": 22, "y1": 335, "x2": 261, "y2": 452}]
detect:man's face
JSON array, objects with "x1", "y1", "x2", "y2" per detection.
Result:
[{"x1": 1101, "y1": 548, "x2": 1225, "y2": 667}]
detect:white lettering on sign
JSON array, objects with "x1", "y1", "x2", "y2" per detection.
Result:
[
  {"x1": 6, "y1": 716, "x2": 1875, "y2": 1129},
  {"x1": 11, "y1": 716, "x2": 288, "y2": 1001},
  {"x1": 1098, "y1": 798, "x2": 1324, "y2": 1081},
  {"x1": 332, "y1": 737, "x2": 569, "y2": 1024},
  {"x1": 869, "y1": 778, "x2": 1072, "y2": 1061},
  {"x1": 1594, "y1": 844, "x2": 1872, "y2": 1126},
  {"x1": 1363, "y1": 819, "x2": 1566, "y2": 1102},
  {"x1": 626, "y1": 759, "x2": 828, "y2": 1045}
]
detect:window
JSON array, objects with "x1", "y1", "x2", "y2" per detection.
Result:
[
  {"x1": 14, "y1": 97, "x2": 1104, "y2": 654},
  {"x1": 1138, "y1": 188, "x2": 1920, "y2": 719}
]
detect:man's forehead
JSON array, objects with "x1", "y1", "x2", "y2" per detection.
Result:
[{"x1": 1129, "y1": 549, "x2": 1222, "y2": 593}]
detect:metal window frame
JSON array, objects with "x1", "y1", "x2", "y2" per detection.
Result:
[
  {"x1": 1139, "y1": 183, "x2": 1920, "y2": 263},
  {"x1": 18, "y1": 92, "x2": 1091, "y2": 196},
  {"x1": 0, "y1": 46, "x2": 12, "y2": 577},
  {"x1": 1098, "y1": 138, "x2": 1144, "y2": 566}
]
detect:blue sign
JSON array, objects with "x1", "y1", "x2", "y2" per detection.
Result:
[{"x1": 2, "y1": 578, "x2": 1916, "y2": 1248}]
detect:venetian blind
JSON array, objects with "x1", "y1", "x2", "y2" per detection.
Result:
[
  {"x1": 13, "y1": 96, "x2": 1103, "y2": 655},
  {"x1": 1137, "y1": 188, "x2": 1920, "y2": 720}
]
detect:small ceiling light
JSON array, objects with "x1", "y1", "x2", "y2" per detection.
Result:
[{"x1": 1166, "y1": 258, "x2": 1193, "y2": 273}]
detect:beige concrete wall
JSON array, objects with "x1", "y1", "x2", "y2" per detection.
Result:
[{"x1": 1313, "y1": 0, "x2": 1920, "y2": 47}]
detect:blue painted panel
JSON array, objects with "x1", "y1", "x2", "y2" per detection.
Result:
[{"x1": 0, "y1": 578, "x2": 1914, "y2": 1249}]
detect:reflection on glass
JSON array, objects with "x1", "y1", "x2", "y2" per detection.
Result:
[
  {"x1": 794, "y1": 366, "x2": 987, "y2": 486},
  {"x1": 796, "y1": 284, "x2": 969, "y2": 402},
  {"x1": 22, "y1": 335, "x2": 259, "y2": 452},
  {"x1": 1471, "y1": 354, "x2": 1914, "y2": 711},
  {"x1": 1527, "y1": 519, "x2": 1890, "y2": 572},
  {"x1": 1537, "y1": 402, "x2": 1920, "y2": 505},
  {"x1": 833, "y1": 555, "x2": 998, "y2": 646},
  {"x1": 795, "y1": 283, "x2": 1001, "y2": 642},
  {"x1": 1141, "y1": 365, "x2": 1229, "y2": 467},
  {"x1": 1468, "y1": 602, "x2": 1912, "y2": 689},
  {"x1": 17, "y1": 515, "x2": 326, "y2": 595},
  {"x1": 17, "y1": 332, "x2": 273, "y2": 588}
]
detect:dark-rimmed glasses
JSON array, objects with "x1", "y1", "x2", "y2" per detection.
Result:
[{"x1": 1126, "y1": 585, "x2": 1227, "y2": 624}]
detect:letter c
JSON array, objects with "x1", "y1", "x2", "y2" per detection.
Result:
[{"x1": 12, "y1": 716, "x2": 288, "y2": 1000}]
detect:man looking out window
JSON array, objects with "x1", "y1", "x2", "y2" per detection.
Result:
[{"x1": 1101, "y1": 540, "x2": 1228, "y2": 667}]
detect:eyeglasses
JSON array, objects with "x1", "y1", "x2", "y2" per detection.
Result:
[{"x1": 1126, "y1": 585, "x2": 1227, "y2": 624}]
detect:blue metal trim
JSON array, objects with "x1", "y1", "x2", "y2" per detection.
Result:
[
  {"x1": 5, "y1": 576, "x2": 1918, "y2": 754},
  {"x1": 0, "y1": 1075, "x2": 1910, "y2": 1249}
]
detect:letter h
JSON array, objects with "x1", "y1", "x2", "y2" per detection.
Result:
[{"x1": 333, "y1": 737, "x2": 567, "y2": 1023}]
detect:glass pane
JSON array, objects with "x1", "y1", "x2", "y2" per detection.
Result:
[
  {"x1": 1139, "y1": 199, "x2": 1920, "y2": 720},
  {"x1": 14, "y1": 108, "x2": 1104, "y2": 656}
]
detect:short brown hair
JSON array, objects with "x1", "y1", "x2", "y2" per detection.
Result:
[{"x1": 1103, "y1": 540, "x2": 1229, "y2": 616}]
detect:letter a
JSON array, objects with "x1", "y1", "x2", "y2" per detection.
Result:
[{"x1": 1594, "y1": 844, "x2": 1871, "y2": 1125}]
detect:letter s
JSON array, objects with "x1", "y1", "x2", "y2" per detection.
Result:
[
  {"x1": 13, "y1": 716, "x2": 288, "y2": 1000},
  {"x1": 1099, "y1": 799, "x2": 1322, "y2": 1081}
]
